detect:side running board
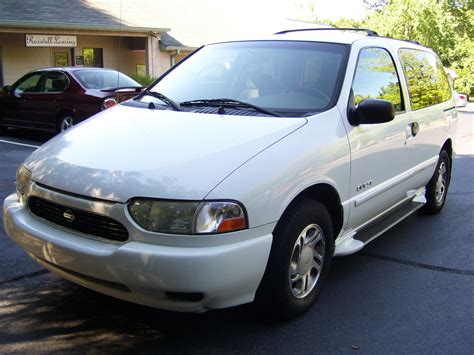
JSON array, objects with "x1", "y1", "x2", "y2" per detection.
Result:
[
  {"x1": 354, "y1": 199, "x2": 425, "y2": 245},
  {"x1": 335, "y1": 189, "x2": 426, "y2": 256}
]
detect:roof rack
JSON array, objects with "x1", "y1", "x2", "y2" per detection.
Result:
[
  {"x1": 274, "y1": 27, "x2": 379, "y2": 36},
  {"x1": 274, "y1": 27, "x2": 425, "y2": 47}
]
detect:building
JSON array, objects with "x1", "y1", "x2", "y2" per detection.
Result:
[
  {"x1": 0, "y1": 0, "x2": 320, "y2": 86},
  {"x1": 0, "y1": 0, "x2": 185, "y2": 85}
]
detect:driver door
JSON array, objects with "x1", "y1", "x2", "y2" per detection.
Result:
[
  {"x1": 2, "y1": 72, "x2": 43, "y2": 128},
  {"x1": 345, "y1": 47, "x2": 412, "y2": 230}
]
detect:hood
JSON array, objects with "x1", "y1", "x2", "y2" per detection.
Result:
[{"x1": 25, "y1": 105, "x2": 307, "y2": 202}]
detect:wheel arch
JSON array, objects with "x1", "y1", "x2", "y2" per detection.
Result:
[
  {"x1": 276, "y1": 183, "x2": 344, "y2": 242},
  {"x1": 440, "y1": 138, "x2": 453, "y2": 186},
  {"x1": 55, "y1": 109, "x2": 76, "y2": 132},
  {"x1": 441, "y1": 138, "x2": 453, "y2": 160},
  {"x1": 56, "y1": 108, "x2": 76, "y2": 120}
]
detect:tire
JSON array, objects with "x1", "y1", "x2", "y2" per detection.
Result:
[
  {"x1": 0, "y1": 114, "x2": 6, "y2": 135},
  {"x1": 421, "y1": 150, "x2": 451, "y2": 214},
  {"x1": 57, "y1": 114, "x2": 74, "y2": 133},
  {"x1": 255, "y1": 199, "x2": 334, "y2": 320}
]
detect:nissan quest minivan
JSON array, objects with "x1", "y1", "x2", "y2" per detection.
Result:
[{"x1": 3, "y1": 28, "x2": 457, "y2": 319}]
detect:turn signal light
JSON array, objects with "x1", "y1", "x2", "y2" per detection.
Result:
[{"x1": 216, "y1": 216, "x2": 247, "y2": 233}]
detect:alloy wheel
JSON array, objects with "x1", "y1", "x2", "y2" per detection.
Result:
[{"x1": 289, "y1": 223, "x2": 325, "y2": 298}]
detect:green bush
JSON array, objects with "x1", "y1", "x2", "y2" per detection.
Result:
[{"x1": 130, "y1": 73, "x2": 157, "y2": 87}]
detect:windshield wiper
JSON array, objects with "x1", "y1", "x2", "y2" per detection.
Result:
[
  {"x1": 180, "y1": 98, "x2": 281, "y2": 117},
  {"x1": 135, "y1": 91, "x2": 182, "y2": 111}
]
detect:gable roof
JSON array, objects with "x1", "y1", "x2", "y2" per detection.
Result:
[
  {"x1": 0, "y1": 0, "x2": 328, "y2": 49},
  {"x1": 0, "y1": 0, "x2": 169, "y2": 33}
]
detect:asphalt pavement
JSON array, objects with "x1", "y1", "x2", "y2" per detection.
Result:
[{"x1": 0, "y1": 106, "x2": 473, "y2": 353}]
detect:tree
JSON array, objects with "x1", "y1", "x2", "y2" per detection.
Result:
[
  {"x1": 325, "y1": 0, "x2": 473, "y2": 95},
  {"x1": 363, "y1": 0, "x2": 473, "y2": 95}
]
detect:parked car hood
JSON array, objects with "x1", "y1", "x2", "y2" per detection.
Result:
[{"x1": 25, "y1": 105, "x2": 307, "y2": 202}]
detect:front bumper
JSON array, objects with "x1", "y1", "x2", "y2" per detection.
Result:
[{"x1": 3, "y1": 193, "x2": 273, "y2": 312}]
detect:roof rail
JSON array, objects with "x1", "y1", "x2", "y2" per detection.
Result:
[{"x1": 274, "y1": 27, "x2": 379, "y2": 36}]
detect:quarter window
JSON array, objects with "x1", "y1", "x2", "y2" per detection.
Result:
[
  {"x1": 399, "y1": 48, "x2": 452, "y2": 110},
  {"x1": 352, "y1": 47, "x2": 403, "y2": 112}
]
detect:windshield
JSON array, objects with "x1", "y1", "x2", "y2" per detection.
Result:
[
  {"x1": 74, "y1": 70, "x2": 140, "y2": 89},
  {"x1": 149, "y1": 41, "x2": 348, "y2": 115}
]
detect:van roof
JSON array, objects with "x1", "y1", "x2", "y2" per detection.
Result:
[
  {"x1": 209, "y1": 27, "x2": 424, "y2": 48},
  {"x1": 269, "y1": 29, "x2": 369, "y2": 44}
]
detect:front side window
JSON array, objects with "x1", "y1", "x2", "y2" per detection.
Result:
[
  {"x1": 351, "y1": 47, "x2": 403, "y2": 112},
  {"x1": 149, "y1": 41, "x2": 349, "y2": 115},
  {"x1": 13, "y1": 72, "x2": 43, "y2": 94},
  {"x1": 399, "y1": 48, "x2": 452, "y2": 110}
]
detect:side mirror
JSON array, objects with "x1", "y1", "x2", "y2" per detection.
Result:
[
  {"x1": 349, "y1": 99, "x2": 395, "y2": 126},
  {"x1": 1, "y1": 85, "x2": 11, "y2": 94}
]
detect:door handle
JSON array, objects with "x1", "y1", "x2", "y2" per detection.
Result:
[
  {"x1": 406, "y1": 122, "x2": 419, "y2": 138},
  {"x1": 411, "y1": 122, "x2": 419, "y2": 136}
]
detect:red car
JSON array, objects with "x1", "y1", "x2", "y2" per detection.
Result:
[{"x1": 0, "y1": 67, "x2": 142, "y2": 134}]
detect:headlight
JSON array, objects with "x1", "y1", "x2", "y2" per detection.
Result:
[
  {"x1": 128, "y1": 199, "x2": 247, "y2": 235},
  {"x1": 195, "y1": 201, "x2": 247, "y2": 233},
  {"x1": 16, "y1": 165, "x2": 32, "y2": 204}
]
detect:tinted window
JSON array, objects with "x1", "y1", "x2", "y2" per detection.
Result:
[
  {"x1": 352, "y1": 47, "x2": 403, "y2": 112},
  {"x1": 150, "y1": 41, "x2": 349, "y2": 114},
  {"x1": 399, "y1": 48, "x2": 452, "y2": 110},
  {"x1": 13, "y1": 72, "x2": 43, "y2": 94},
  {"x1": 74, "y1": 70, "x2": 140, "y2": 89},
  {"x1": 43, "y1": 72, "x2": 69, "y2": 92}
]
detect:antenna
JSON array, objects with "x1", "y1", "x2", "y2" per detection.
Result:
[{"x1": 117, "y1": 0, "x2": 123, "y2": 87}]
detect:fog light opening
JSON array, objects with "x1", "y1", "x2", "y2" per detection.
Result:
[{"x1": 165, "y1": 291, "x2": 204, "y2": 302}]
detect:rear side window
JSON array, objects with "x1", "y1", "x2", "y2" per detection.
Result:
[
  {"x1": 352, "y1": 47, "x2": 403, "y2": 112},
  {"x1": 399, "y1": 48, "x2": 452, "y2": 110},
  {"x1": 43, "y1": 72, "x2": 69, "y2": 92}
]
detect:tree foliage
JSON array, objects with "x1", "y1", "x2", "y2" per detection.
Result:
[{"x1": 327, "y1": 0, "x2": 474, "y2": 95}]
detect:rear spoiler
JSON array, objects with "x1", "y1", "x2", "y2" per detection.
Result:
[{"x1": 101, "y1": 86, "x2": 144, "y2": 93}]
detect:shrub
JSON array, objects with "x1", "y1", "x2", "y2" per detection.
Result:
[{"x1": 130, "y1": 73, "x2": 157, "y2": 86}]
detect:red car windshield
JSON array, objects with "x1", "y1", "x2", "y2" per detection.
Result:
[{"x1": 74, "y1": 70, "x2": 140, "y2": 89}]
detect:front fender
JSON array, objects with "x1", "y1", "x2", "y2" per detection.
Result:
[{"x1": 205, "y1": 108, "x2": 351, "y2": 229}]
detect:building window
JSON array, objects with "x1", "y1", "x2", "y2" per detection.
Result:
[
  {"x1": 55, "y1": 52, "x2": 69, "y2": 67},
  {"x1": 83, "y1": 48, "x2": 103, "y2": 67}
]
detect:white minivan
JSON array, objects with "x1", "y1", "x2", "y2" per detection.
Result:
[{"x1": 3, "y1": 28, "x2": 457, "y2": 319}]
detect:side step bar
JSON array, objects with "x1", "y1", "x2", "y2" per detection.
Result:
[
  {"x1": 335, "y1": 189, "x2": 426, "y2": 256},
  {"x1": 354, "y1": 200, "x2": 425, "y2": 244}
]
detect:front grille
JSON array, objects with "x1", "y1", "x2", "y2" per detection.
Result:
[{"x1": 28, "y1": 196, "x2": 128, "y2": 242}]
